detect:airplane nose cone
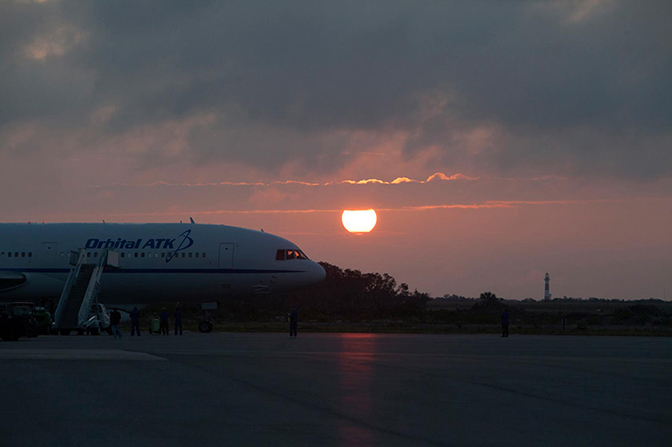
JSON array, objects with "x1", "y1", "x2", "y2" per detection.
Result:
[
  {"x1": 312, "y1": 262, "x2": 326, "y2": 283},
  {"x1": 316, "y1": 263, "x2": 326, "y2": 281}
]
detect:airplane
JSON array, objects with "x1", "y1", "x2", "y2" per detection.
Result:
[{"x1": 0, "y1": 222, "x2": 326, "y2": 332}]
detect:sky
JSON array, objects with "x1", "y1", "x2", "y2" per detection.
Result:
[{"x1": 1, "y1": 0, "x2": 671, "y2": 300}]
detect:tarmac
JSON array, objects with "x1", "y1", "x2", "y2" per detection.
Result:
[{"x1": 1, "y1": 332, "x2": 671, "y2": 447}]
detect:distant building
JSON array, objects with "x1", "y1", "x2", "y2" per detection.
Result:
[{"x1": 544, "y1": 273, "x2": 551, "y2": 301}]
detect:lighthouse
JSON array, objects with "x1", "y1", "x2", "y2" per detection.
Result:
[{"x1": 544, "y1": 273, "x2": 551, "y2": 301}]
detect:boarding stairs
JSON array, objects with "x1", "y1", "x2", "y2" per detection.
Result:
[{"x1": 54, "y1": 249, "x2": 119, "y2": 334}]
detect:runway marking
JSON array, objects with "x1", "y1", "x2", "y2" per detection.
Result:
[{"x1": 0, "y1": 349, "x2": 167, "y2": 361}]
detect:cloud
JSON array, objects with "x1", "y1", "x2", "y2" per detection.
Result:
[
  {"x1": 24, "y1": 23, "x2": 85, "y2": 60},
  {"x1": 536, "y1": 0, "x2": 617, "y2": 24},
  {"x1": 96, "y1": 172, "x2": 477, "y2": 188},
  {"x1": 338, "y1": 172, "x2": 479, "y2": 184},
  {"x1": 0, "y1": 1, "x2": 671, "y2": 180},
  {"x1": 426, "y1": 173, "x2": 478, "y2": 182},
  {"x1": 72, "y1": 197, "x2": 672, "y2": 219}
]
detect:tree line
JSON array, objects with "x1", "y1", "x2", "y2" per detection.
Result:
[{"x1": 146, "y1": 262, "x2": 670, "y2": 329}]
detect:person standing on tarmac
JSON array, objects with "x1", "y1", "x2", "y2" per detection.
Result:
[
  {"x1": 501, "y1": 308, "x2": 510, "y2": 338},
  {"x1": 289, "y1": 308, "x2": 298, "y2": 338},
  {"x1": 110, "y1": 308, "x2": 122, "y2": 339},
  {"x1": 130, "y1": 307, "x2": 141, "y2": 336},
  {"x1": 174, "y1": 303, "x2": 183, "y2": 336},
  {"x1": 159, "y1": 307, "x2": 170, "y2": 335}
]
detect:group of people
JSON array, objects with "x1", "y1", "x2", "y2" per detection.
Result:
[
  {"x1": 156, "y1": 305, "x2": 183, "y2": 336},
  {"x1": 109, "y1": 305, "x2": 303, "y2": 339},
  {"x1": 109, "y1": 304, "x2": 183, "y2": 339},
  {"x1": 112, "y1": 306, "x2": 506, "y2": 338},
  {"x1": 110, "y1": 304, "x2": 509, "y2": 338}
]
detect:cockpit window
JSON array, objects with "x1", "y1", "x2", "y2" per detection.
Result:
[{"x1": 276, "y1": 249, "x2": 310, "y2": 261}]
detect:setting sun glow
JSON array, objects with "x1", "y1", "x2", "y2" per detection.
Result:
[{"x1": 342, "y1": 209, "x2": 377, "y2": 233}]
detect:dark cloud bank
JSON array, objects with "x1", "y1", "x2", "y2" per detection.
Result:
[{"x1": 1, "y1": 0, "x2": 671, "y2": 178}]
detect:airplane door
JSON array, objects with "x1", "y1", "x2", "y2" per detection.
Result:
[
  {"x1": 218, "y1": 243, "x2": 234, "y2": 269},
  {"x1": 41, "y1": 242, "x2": 58, "y2": 267}
]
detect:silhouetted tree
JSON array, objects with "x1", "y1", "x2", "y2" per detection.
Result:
[{"x1": 275, "y1": 262, "x2": 431, "y2": 320}]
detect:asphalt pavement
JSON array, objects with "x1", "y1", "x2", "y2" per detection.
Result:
[{"x1": 1, "y1": 332, "x2": 671, "y2": 446}]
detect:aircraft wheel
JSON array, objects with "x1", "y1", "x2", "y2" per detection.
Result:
[{"x1": 198, "y1": 321, "x2": 213, "y2": 333}]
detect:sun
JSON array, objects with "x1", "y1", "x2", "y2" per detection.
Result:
[{"x1": 342, "y1": 209, "x2": 377, "y2": 233}]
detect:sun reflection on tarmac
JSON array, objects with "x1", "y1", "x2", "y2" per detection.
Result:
[{"x1": 336, "y1": 333, "x2": 378, "y2": 445}]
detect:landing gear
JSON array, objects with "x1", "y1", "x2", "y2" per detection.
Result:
[
  {"x1": 198, "y1": 321, "x2": 213, "y2": 333},
  {"x1": 198, "y1": 305, "x2": 215, "y2": 333}
]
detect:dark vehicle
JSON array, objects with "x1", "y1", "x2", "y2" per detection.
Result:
[{"x1": 0, "y1": 302, "x2": 39, "y2": 341}]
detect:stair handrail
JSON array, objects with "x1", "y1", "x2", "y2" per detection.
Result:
[
  {"x1": 77, "y1": 249, "x2": 108, "y2": 328},
  {"x1": 54, "y1": 248, "x2": 86, "y2": 327}
]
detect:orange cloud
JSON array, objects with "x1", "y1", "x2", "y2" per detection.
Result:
[
  {"x1": 100, "y1": 172, "x2": 478, "y2": 188},
  {"x1": 426, "y1": 173, "x2": 479, "y2": 182},
  {"x1": 98, "y1": 198, "x2": 638, "y2": 218}
]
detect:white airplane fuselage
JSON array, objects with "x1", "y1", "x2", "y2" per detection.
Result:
[{"x1": 0, "y1": 223, "x2": 325, "y2": 306}]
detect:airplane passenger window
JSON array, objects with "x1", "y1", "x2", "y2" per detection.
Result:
[
  {"x1": 182, "y1": 253, "x2": 185, "y2": 258},
  {"x1": 15, "y1": 252, "x2": 19, "y2": 257},
  {"x1": 202, "y1": 252, "x2": 206, "y2": 258},
  {"x1": 121, "y1": 253, "x2": 125, "y2": 258},
  {"x1": 189, "y1": 252, "x2": 192, "y2": 258},
  {"x1": 94, "y1": 252, "x2": 98, "y2": 257},
  {"x1": 195, "y1": 253, "x2": 199, "y2": 258},
  {"x1": 87, "y1": 252, "x2": 91, "y2": 258},
  {"x1": 21, "y1": 252, "x2": 25, "y2": 257},
  {"x1": 134, "y1": 253, "x2": 138, "y2": 258},
  {"x1": 29, "y1": 252, "x2": 32, "y2": 257},
  {"x1": 141, "y1": 253, "x2": 145, "y2": 258},
  {"x1": 7, "y1": 253, "x2": 11, "y2": 258}
]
